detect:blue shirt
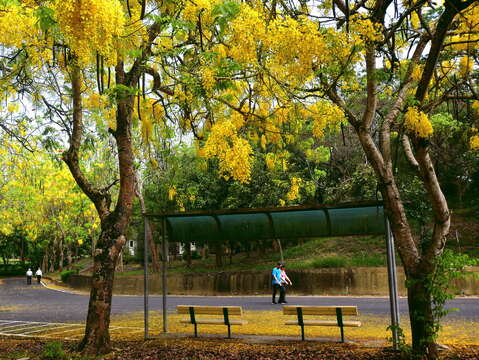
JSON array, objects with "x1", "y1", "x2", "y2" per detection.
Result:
[{"x1": 272, "y1": 267, "x2": 282, "y2": 285}]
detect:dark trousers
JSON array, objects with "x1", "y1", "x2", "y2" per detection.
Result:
[
  {"x1": 26, "y1": 276, "x2": 32, "y2": 284},
  {"x1": 279, "y1": 285, "x2": 287, "y2": 303},
  {"x1": 272, "y1": 284, "x2": 284, "y2": 303},
  {"x1": 37, "y1": 276, "x2": 41, "y2": 284}
]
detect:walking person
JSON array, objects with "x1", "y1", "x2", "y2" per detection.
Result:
[
  {"x1": 271, "y1": 262, "x2": 283, "y2": 304},
  {"x1": 26, "y1": 268, "x2": 33, "y2": 285},
  {"x1": 35, "y1": 268, "x2": 43, "y2": 284},
  {"x1": 278, "y1": 264, "x2": 292, "y2": 304}
]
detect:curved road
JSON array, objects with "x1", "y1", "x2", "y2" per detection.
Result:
[{"x1": 1, "y1": 277, "x2": 478, "y2": 323}]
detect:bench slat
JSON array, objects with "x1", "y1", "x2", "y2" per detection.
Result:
[
  {"x1": 177, "y1": 305, "x2": 243, "y2": 316},
  {"x1": 283, "y1": 306, "x2": 358, "y2": 316},
  {"x1": 285, "y1": 319, "x2": 361, "y2": 327},
  {"x1": 180, "y1": 319, "x2": 247, "y2": 325}
]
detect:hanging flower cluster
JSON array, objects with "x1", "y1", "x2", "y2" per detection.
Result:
[
  {"x1": 404, "y1": 107, "x2": 433, "y2": 138},
  {"x1": 53, "y1": 0, "x2": 125, "y2": 65}
]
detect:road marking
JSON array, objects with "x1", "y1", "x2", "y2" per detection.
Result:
[{"x1": 0, "y1": 319, "x2": 143, "y2": 340}]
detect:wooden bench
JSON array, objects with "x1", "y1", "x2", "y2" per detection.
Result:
[
  {"x1": 177, "y1": 305, "x2": 247, "y2": 338},
  {"x1": 283, "y1": 305, "x2": 361, "y2": 342}
]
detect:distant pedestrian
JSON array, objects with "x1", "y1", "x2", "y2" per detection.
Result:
[
  {"x1": 272, "y1": 262, "x2": 284, "y2": 304},
  {"x1": 278, "y1": 265, "x2": 292, "y2": 304},
  {"x1": 35, "y1": 268, "x2": 43, "y2": 284},
  {"x1": 26, "y1": 268, "x2": 32, "y2": 285}
]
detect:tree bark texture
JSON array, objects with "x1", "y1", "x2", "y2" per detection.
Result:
[{"x1": 407, "y1": 274, "x2": 438, "y2": 358}]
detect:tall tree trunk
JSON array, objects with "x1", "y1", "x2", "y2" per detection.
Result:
[
  {"x1": 407, "y1": 273, "x2": 438, "y2": 358},
  {"x1": 78, "y1": 230, "x2": 126, "y2": 353},
  {"x1": 63, "y1": 64, "x2": 137, "y2": 355}
]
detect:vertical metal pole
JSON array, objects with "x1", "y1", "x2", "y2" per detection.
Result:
[
  {"x1": 143, "y1": 216, "x2": 149, "y2": 339},
  {"x1": 162, "y1": 216, "x2": 168, "y2": 333},
  {"x1": 385, "y1": 218, "x2": 400, "y2": 350}
]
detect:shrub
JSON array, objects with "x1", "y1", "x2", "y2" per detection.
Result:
[
  {"x1": 60, "y1": 269, "x2": 76, "y2": 283},
  {"x1": 350, "y1": 255, "x2": 385, "y2": 267},
  {"x1": 311, "y1": 256, "x2": 348, "y2": 268},
  {"x1": 0, "y1": 264, "x2": 29, "y2": 276},
  {"x1": 41, "y1": 342, "x2": 67, "y2": 360}
]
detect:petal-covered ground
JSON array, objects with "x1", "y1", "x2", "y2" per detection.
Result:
[{"x1": 0, "y1": 337, "x2": 478, "y2": 360}]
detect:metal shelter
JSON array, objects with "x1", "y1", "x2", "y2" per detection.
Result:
[{"x1": 144, "y1": 201, "x2": 400, "y2": 348}]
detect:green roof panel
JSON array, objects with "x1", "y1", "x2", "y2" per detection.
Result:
[
  {"x1": 328, "y1": 206, "x2": 385, "y2": 236},
  {"x1": 270, "y1": 210, "x2": 329, "y2": 238}
]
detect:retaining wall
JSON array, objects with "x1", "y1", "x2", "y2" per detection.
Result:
[{"x1": 66, "y1": 266, "x2": 479, "y2": 296}]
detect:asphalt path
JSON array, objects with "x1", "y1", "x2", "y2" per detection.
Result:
[{"x1": 1, "y1": 277, "x2": 478, "y2": 323}]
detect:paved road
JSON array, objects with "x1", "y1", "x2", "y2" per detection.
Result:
[{"x1": 1, "y1": 277, "x2": 478, "y2": 323}]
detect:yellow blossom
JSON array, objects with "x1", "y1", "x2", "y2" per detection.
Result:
[{"x1": 404, "y1": 107, "x2": 433, "y2": 138}]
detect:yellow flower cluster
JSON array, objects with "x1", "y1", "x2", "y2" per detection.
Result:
[
  {"x1": 473, "y1": 101, "x2": 479, "y2": 114},
  {"x1": 286, "y1": 177, "x2": 301, "y2": 201},
  {"x1": 168, "y1": 186, "x2": 177, "y2": 201},
  {"x1": 265, "y1": 152, "x2": 275, "y2": 169},
  {"x1": 308, "y1": 101, "x2": 345, "y2": 138},
  {"x1": 200, "y1": 67, "x2": 216, "y2": 93},
  {"x1": 0, "y1": 3, "x2": 52, "y2": 69},
  {"x1": 349, "y1": 14, "x2": 383, "y2": 43},
  {"x1": 229, "y1": 5, "x2": 265, "y2": 65},
  {"x1": 183, "y1": 0, "x2": 219, "y2": 25},
  {"x1": 136, "y1": 98, "x2": 165, "y2": 143},
  {"x1": 411, "y1": 64, "x2": 423, "y2": 82},
  {"x1": 202, "y1": 120, "x2": 253, "y2": 183},
  {"x1": 410, "y1": 12, "x2": 420, "y2": 29},
  {"x1": 470, "y1": 135, "x2": 479, "y2": 151},
  {"x1": 0, "y1": 4, "x2": 36, "y2": 49},
  {"x1": 53, "y1": 0, "x2": 125, "y2": 65},
  {"x1": 263, "y1": 16, "x2": 327, "y2": 81},
  {"x1": 404, "y1": 107, "x2": 433, "y2": 138}
]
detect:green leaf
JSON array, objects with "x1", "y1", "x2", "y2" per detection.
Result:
[{"x1": 35, "y1": 6, "x2": 56, "y2": 32}]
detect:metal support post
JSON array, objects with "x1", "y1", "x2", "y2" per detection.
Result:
[
  {"x1": 162, "y1": 216, "x2": 168, "y2": 333},
  {"x1": 143, "y1": 216, "x2": 150, "y2": 339},
  {"x1": 385, "y1": 218, "x2": 400, "y2": 350}
]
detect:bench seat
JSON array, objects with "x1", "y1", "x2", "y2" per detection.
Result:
[
  {"x1": 177, "y1": 305, "x2": 246, "y2": 338},
  {"x1": 285, "y1": 319, "x2": 361, "y2": 327},
  {"x1": 283, "y1": 305, "x2": 361, "y2": 342},
  {"x1": 180, "y1": 318, "x2": 247, "y2": 325}
]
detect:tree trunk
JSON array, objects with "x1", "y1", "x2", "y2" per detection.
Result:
[
  {"x1": 407, "y1": 273, "x2": 438, "y2": 358},
  {"x1": 67, "y1": 243, "x2": 73, "y2": 270},
  {"x1": 58, "y1": 237, "x2": 64, "y2": 272},
  {"x1": 116, "y1": 251, "x2": 124, "y2": 273},
  {"x1": 214, "y1": 242, "x2": 223, "y2": 267},
  {"x1": 49, "y1": 243, "x2": 56, "y2": 273},
  {"x1": 78, "y1": 230, "x2": 126, "y2": 354},
  {"x1": 42, "y1": 252, "x2": 48, "y2": 273},
  {"x1": 185, "y1": 241, "x2": 192, "y2": 267}
]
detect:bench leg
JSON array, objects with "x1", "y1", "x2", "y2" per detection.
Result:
[
  {"x1": 227, "y1": 324, "x2": 231, "y2": 338},
  {"x1": 300, "y1": 325, "x2": 305, "y2": 341},
  {"x1": 194, "y1": 323, "x2": 198, "y2": 337},
  {"x1": 339, "y1": 325, "x2": 344, "y2": 343}
]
